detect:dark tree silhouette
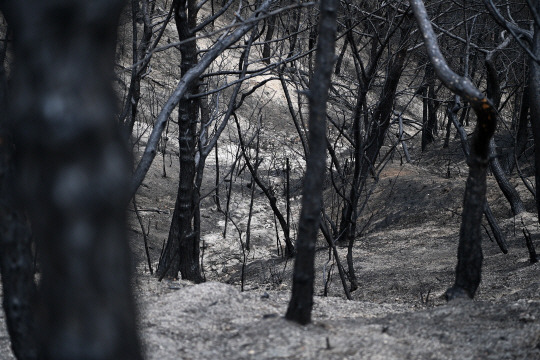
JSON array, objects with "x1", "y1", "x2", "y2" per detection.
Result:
[
  {"x1": 0, "y1": 54, "x2": 37, "y2": 360},
  {"x1": 157, "y1": 0, "x2": 204, "y2": 282},
  {"x1": 155, "y1": 0, "x2": 281, "y2": 281},
  {"x1": 286, "y1": 0, "x2": 338, "y2": 325},
  {"x1": 0, "y1": 16, "x2": 38, "y2": 360},
  {"x1": 0, "y1": 0, "x2": 142, "y2": 358},
  {"x1": 530, "y1": 1, "x2": 540, "y2": 224},
  {"x1": 410, "y1": 0, "x2": 498, "y2": 300}
]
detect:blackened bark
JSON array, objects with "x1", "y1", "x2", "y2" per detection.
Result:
[
  {"x1": 157, "y1": 0, "x2": 203, "y2": 282},
  {"x1": 449, "y1": 160, "x2": 486, "y2": 299},
  {"x1": 448, "y1": 99, "x2": 508, "y2": 254},
  {"x1": 522, "y1": 227, "x2": 538, "y2": 264},
  {"x1": 364, "y1": 45, "x2": 408, "y2": 172},
  {"x1": 287, "y1": 5, "x2": 300, "y2": 58},
  {"x1": 530, "y1": 4, "x2": 540, "y2": 223},
  {"x1": 262, "y1": 14, "x2": 276, "y2": 64},
  {"x1": 338, "y1": 41, "x2": 409, "y2": 245},
  {"x1": 444, "y1": 97, "x2": 459, "y2": 148},
  {"x1": 286, "y1": 0, "x2": 337, "y2": 325},
  {"x1": 427, "y1": 65, "x2": 438, "y2": 135},
  {"x1": 421, "y1": 82, "x2": 429, "y2": 151},
  {"x1": 0, "y1": 92, "x2": 37, "y2": 359},
  {"x1": 121, "y1": 0, "x2": 155, "y2": 137},
  {"x1": 0, "y1": 20, "x2": 38, "y2": 360},
  {"x1": 507, "y1": 84, "x2": 530, "y2": 173},
  {"x1": 0, "y1": 207, "x2": 37, "y2": 360},
  {"x1": 334, "y1": 37, "x2": 348, "y2": 75},
  {"x1": 129, "y1": 0, "x2": 276, "y2": 198},
  {"x1": 421, "y1": 64, "x2": 436, "y2": 150},
  {"x1": 488, "y1": 138, "x2": 526, "y2": 215},
  {"x1": 3, "y1": 1, "x2": 142, "y2": 358},
  {"x1": 410, "y1": 0, "x2": 498, "y2": 300},
  {"x1": 484, "y1": 43, "x2": 525, "y2": 215}
]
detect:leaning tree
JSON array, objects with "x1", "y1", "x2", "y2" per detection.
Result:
[{"x1": 411, "y1": 0, "x2": 500, "y2": 299}]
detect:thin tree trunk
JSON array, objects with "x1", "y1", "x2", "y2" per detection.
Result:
[
  {"x1": 287, "y1": 5, "x2": 300, "y2": 58},
  {"x1": 488, "y1": 138, "x2": 526, "y2": 215},
  {"x1": 427, "y1": 64, "x2": 438, "y2": 136},
  {"x1": 334, "y1": 37, "x2": 349, "y2": 75},
  {"x1": 338, "y1": 40, "x2": 409, "y2": 245},
  {"x1": 122, "y1": 0, "x2": 155, "y2": 137},
  {"x1": 507, "y1": 84, "x2": 530, "y2": 173},
  {"x1": 411, "y1": 0, "x2": 498, "y2": 300},
  {"x1": 530, "y1": 4, "x2": 540, "y2": 223},
  {"x1": 484, "y1": 38, "x2": 525, "y2": 215},
  {"x1": 157, "y1": 0, "x2": 203, "y2": 282},
  {"x1": 262, "y1": 14, "x2": 276, "y2": 64},
  {"x1": 286, "y1": 0, "x2": 338, "y2": 325}
]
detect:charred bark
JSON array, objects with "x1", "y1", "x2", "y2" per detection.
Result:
[
  {"x1": 0, "y1": 84, "x2": 37, "y2": 360},
  {"x1": 507, "y1": 84, "x2": 530, "y2": 173},
  {"x1": 121, "y1": 0, "x2": 158, "y2": 137},
  {"x1": 157, "y1": 0, "x2": 203, "y2": 282},
  {"x1": 484, "y1": 40, "x2": 525, "y2": 215},
  {"x1": 411, "y1": 0, "x2": 498, "y2": 299},
  {"x1": 338, "y1": 35, "x2": 409, "y2": 246},
  {"x1": 0, "y1": 207, "x2": 36, "y2": 360},
  {"x1": 0, "y1": 20, "x2": 38, "y2": 360},
  {"x1": 2, "y1": 0, "x2": 142, "y2": 358},
  {"x1": 286, "y1": 0, "x2": 337, "y2": 325},
  {"x1": 421, "y1": 64, "x2": 436, "y2": 150},
  {"x1": 262, "y1": 13, "x2": 276, "y2": 64},
  {"x1": 530, "y1": 3, "x2": 540, "y2": 223}
]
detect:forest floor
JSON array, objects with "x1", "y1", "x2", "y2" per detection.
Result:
[
  {"x1": 1, "y1": 126, "x2": 540, "y2": 360},
  {"x1": 126, "y1": 115, "x2": 540, "y2": 359},
  {"x1": 2, "y1": 110, "x2": 540, "y2": 360}
]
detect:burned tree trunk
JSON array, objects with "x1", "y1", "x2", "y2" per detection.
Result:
[
  {"x1": 121, "y1": 0, "x2": 158, "y2": 137},
  {"x1": 262, "y1": 13, "x2": 276, "y2": 64},
  {"x1": 2, "y1": 0, "x2": 142, "y2": 358},
  {"x1": 421, "y1": 64, "x2": 436, "y2": 150},
  {"x1": 0, "y1": 205, "x2": 36, "y2": 360},
  {"x1": 530, "y1": 3, "x2": 540, "y2": 224},
  {"x1": 0, "y1": 20, "x2": 38, "y2": 360},
  {"x1": 286, "y1": 0, "x2": 337, "y2": 325},
  {"x1": 484, "y1": 40, "x2": 526, "y2": 216},
  {"x1": 0, "y1": 77, "x2": 37, "y2": 360},
  {"x1": 157, "y1": 0, "x2": 203, "y2": 282},
  {"x1": 338, "y1": 29, "x2": 409, "y2": 246},
  {"x1": 411, "y1": 0, "x2": 498, "y2": 299},
  {"x1": 507, "y1": 84, "x2": 530, "y2": 173}
]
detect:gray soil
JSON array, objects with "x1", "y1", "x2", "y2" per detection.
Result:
[
  {"x1": 2, "y1": 126, "x2": 539, "y2": 360},
  {"x1": 128, "y1": 133, "x2": 540, "y2": 359}
]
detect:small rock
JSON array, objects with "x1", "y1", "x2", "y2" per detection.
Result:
[{"x1": 519, "y1": 313, "x2": 536, "y2": 323}]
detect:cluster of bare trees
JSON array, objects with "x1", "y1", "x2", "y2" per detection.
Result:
[{"x1": 0, "y1": 0, "x2": 539, "y2": 357}]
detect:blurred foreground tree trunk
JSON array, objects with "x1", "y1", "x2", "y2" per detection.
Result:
[
  {"x1": 286, "y1": 0, "x2": 337, "y2": 325},
  {"x1": 0, "y1": 0, "x2": 142, "y2": 358},
  {"x1": 0, "y1": 22, "x2": 37, "y2": 360}
]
